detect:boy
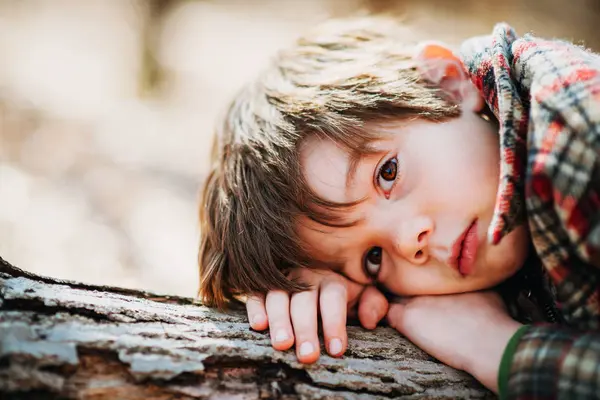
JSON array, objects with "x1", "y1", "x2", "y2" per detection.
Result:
[{"x1": 199, "y1": 18, "x2": 600, "y2": 399}]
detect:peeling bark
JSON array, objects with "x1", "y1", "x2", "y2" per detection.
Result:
[{"x1": 0, "y1": 257, "x2": 494, "y2": 399}]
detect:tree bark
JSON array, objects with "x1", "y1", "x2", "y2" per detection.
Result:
[{"x1": 0, "y1": 256, "x2": 494, "y2": 399}]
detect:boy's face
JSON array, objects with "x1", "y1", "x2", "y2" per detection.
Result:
[{"x1": 299, "y1": 110, "x2": 529, "y2": 296}]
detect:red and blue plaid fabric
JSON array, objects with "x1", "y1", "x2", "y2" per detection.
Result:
[{"x1": 460, "y1": 24, "x2": 600, "y2": 399}]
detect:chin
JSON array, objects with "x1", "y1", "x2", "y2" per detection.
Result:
[
  {"x1": 466, "y1": 275, "x2": 508, "y2": 292},
  {"x1": 469, "y1": 258, "x2": 525, "y2": 291},
  {"x1": 472, "y1": 226, "x2": 530, "y2": 289}
]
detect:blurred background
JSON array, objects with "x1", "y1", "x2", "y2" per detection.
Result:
[{"x1": 1, "y1": 0, "x2": 599, "y2": 297}]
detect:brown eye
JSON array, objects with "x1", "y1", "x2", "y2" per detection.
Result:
[
  {"x1": 380, "y1": 158, "x2": 397, "y2": 181},
  {"x1": 364, "y1": 247, "x2": 382, "y2": 278},
  {"x1": 377, "y1": 157, "x2": 399, "y2": 192}
]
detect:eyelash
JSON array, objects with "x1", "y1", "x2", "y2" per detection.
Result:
[
  {"x1": 376, "y1": 155, "x2": 400, "y2": 198},
  {"x1": 364, "y1": 246, "x2": 382, "y2": 279}
]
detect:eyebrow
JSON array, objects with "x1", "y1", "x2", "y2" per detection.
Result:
[
  {"x1": 334, "y1": 148, "x2": 376, "y2": 229},
  {"x1": 345, "y1": 141, "x2": 389, "y2": 190},
  {"x1": 345, "y1": 149, "x2": 364, "y2": 190},
  {"x1": 330, "y1": 260, "x2": 367, "y2": 286}
]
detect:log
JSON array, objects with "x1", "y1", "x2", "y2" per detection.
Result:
[{"x1": 0, "y1": 256, "x2": 493, "y2": 399}]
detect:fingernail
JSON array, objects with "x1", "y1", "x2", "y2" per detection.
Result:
[
  {"x1": 299, "y1": 342, "x2": 314, "y2": 356},
  {"x1": 275, "y1": 329, "x2": 289, "y2": 343},
  {"x1": 329, "y1": 338, "x2": 343, "y2": 355},
  {"x1": 252, "y1": 314, "x2": 266, "y2": 327}
]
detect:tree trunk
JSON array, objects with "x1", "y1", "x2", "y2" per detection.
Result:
[{"x1": 0, "y1": 257, "x2": 493, "y2": 399}]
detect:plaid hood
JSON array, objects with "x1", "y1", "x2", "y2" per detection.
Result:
[
  {"x1": 460, "y1": 24, "x2": 529, "y2": 246},
  {"x1": 459, "y1": 24, "x2": 600, "y2": 329},
  {"x1": 458, "y1": 24, "x2": 600, "y2": 399}
]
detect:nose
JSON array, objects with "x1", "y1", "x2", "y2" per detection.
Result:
[{"x1": 394, "y1": 216, "x2": 433, "y2": 265}]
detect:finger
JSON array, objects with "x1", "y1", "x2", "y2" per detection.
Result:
[
  {"x1": 290, "y1": 289, "x2": 320, "y2": 363},
  {"x1": 246, "y1": 294, "x2": 268, "y2": 331},
  {"x1": 386, "y1": 303, "x2": 406, "y2": 332},
  {"x1": 347, "y1": 307, "x2": 358, "y2": 320},
  {"x1": 319, "y1": 278, "x2": 348, "y2": 357},
  {"x1": 358, "y1": 286, "x2": 389, "y2": 330},
  {"x1": 344, "y1": 278, "x2": 367, "y2": 310},
  {"x1": 265, "y1": 291, "x2": 294, "y2": 351},
  {"x1": 391, "y1": 296, "x2": 411, "y2": 305}
]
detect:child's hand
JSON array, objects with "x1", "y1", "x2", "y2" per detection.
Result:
[
  {"x1": 386, "y1": 291, "x2": 522, "y2": 393},
  {"x1": 245, "y1": 269, "x2": 388, "y2": 363}
]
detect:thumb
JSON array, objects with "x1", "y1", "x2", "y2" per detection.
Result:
[
  {"x1": 357, "y1": 286, "x2": 388, "y2": 330},
  {"x1": 386, "y1": 303, "x2": 406, "y2": 332}
]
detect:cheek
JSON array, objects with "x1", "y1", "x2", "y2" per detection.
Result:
[
  {"x1": 407, "y1": 140, "x2": 500, "y2": 210},
  {"x1": 442, "y1": 135, "x2": 500, "y2": 190}
]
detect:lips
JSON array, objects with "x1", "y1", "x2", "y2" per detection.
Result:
[{"x1": 449, "y1": 220, "x2": 479, "y2": 276}]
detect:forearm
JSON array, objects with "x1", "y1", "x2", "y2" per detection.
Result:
[{"x1": 463, "y1": 317, "x2": 523, "y2": 393}]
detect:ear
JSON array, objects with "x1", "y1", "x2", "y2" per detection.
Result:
[{"x1": 414, "y1": 42, "x2": 484, "y2": 112}]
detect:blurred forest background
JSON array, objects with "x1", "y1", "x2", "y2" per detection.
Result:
[{"x1": 1, "y1": 0, "x2": 599, "y2": 297}]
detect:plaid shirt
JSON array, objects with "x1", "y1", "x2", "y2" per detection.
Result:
[{"x1": 460, "y1": 25, "x2": 600, "y2": 399}]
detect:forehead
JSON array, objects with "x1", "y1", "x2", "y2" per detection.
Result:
[{"x1": 300, "y1": 137, "x2": 351, "y2": 203}]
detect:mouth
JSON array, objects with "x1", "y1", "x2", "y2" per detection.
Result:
[{"x1": 449, "y1": 219, "x2": 479, "y2": 276}]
